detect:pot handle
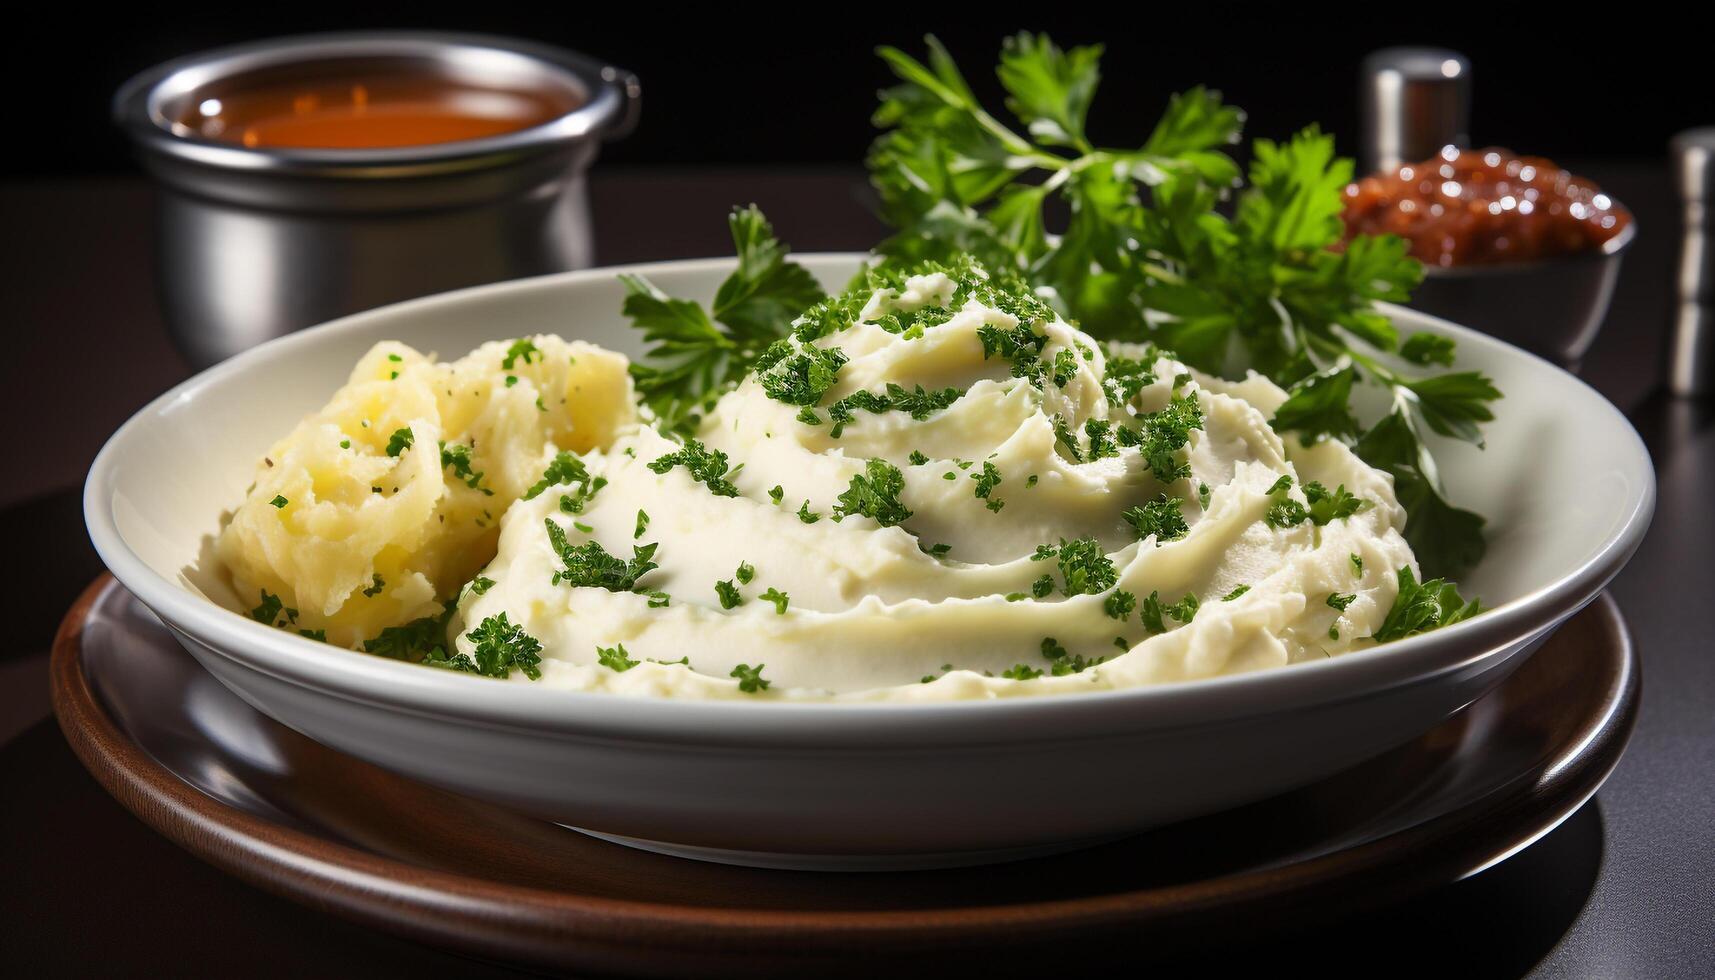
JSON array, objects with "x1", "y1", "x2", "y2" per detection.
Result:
[{"x1": 600, "y1": 66, "x2": 642, "y2": 142}]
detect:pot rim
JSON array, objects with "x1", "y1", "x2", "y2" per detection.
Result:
[{"x1": 112, "y1": 30, "x2": 639, "y2": 181}]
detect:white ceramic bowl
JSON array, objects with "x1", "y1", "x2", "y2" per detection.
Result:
[{"x1": 84, "y1": 255, "x2": 1655, "y2": 870}]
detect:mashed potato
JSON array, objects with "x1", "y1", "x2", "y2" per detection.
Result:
[
  {"x1": 455, "y1": 271, "x2": 1419, "y2": 700},
  {"x1": 216, "y1": 335, "x2": 634, "y2": 646}
]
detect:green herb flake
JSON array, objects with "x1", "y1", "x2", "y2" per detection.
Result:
[
  {"x1": 731, "y1": 663, "x2": 771, "y2": 693},
  {"x1": 647, "y1": 438, "x2": 740, "y2": 497},
  {"x1": 833, "y1": 458, "x2": 913, "y2": 527},
  {"x1": 385, "y1": 427, "x2": 414, "y2": 457},
  {"x1": 596, "y1": 643, "x2": 639, "y2": 672},
  {"x1": 545, "y1": 519, "x2": 659, "y2": 592}
]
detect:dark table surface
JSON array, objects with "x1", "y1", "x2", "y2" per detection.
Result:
[{"x1": 1, "y1": 165, "x2": 1710, "y2": 978}]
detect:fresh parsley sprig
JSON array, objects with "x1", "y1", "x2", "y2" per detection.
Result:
[
  {"x1": 868, "y1": 35, "x2": 1501, "y2": 579},
  {"x1": 624, "y1": 206, "x2": 825, "y2": 432}
]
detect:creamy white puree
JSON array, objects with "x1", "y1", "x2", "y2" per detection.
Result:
[{"x1": 454, "y1": 272, "x2": 1419, "y2": 700}]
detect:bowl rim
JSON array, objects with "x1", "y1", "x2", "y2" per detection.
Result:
[{"x1": 82, "y1": 254, "x2": 1656, "y2": 744}]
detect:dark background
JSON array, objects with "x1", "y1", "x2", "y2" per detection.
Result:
[{"x1": 2, "y1": 8, "x2": 1708, "y2": 178}]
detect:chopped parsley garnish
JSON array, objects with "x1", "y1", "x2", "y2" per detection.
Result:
[
  {"x1": 439, "y1": 442, "x2": 493, "y2": 495},
  {"x1": 1304, "y1": 482, "x2": 1365, "y2": 525},
  {"x1": 715, "y1": 579, "x2": 743, "y2": 609},
  {"x1": 1103, "y1": 354, "x2": 1157, "y2": 406},
  {"x1": 833, "y1": 458, "x2": 913, "y2": 527},
  {"x1": 1049, "y1": 348, "x2": 1079, "y2": 387},
  {"x1": 1031, "y1": 574, "x2": 1055, "y2": 598},
  {"x1": 268, "y1": 495, "x2": 288, "y2": 509},
  {"x1": 1222, "y1": 585, "x2": 1251, "y2": 601},
  {"x1": 835, "y1": 383, "x2": 961, "y2": 423},
  {"x1": 1084, "y1": 418, "x2": 1120, "y2": 460},
  {"x1": 1198, "y1": 482, "x2": 1211, "y2": 509},
  {"x1": 797, "y1": 501, "x2": 822, "y2": 524},
  {"x1": 760, "y1": 587, "x2": 790, "y2": 614},
  {"x1": 647, "y1": 437, "x2": 740, "y2": 497},
  {"x1": 1140, "y1": 590, "x2": 1199, "y2": 634},
  {"x1": 468, "y1": 576, "x2": 496, "y2": 596},
  {"x1": 1350, "y1": 553, "x2": 1365, "y2": 577},
  {"x1": 1031, "y1": 536, "x2": 1117, "y2": 596},
  {"x1": 1040, "y1": 636, "x2": 1100, "y2": 675},
  {"x1": 545, "y1": 519, "x2": 659, "y2": 592},
  {"x1": 634, "y1": 509, "x2": 650, "y2": 539},
  {"x1": 1372, "y1": 567, "x2": 1481, "y2": 642},
  {"x1": 428, "y1": 613, "x2": 543, "y2": 680},
  {"x1": 971, "y1": 461, "x2": 1004, "y2": 512},
  {"x1": 730, "y1": 663, "x2": 771, "y2": 693},
  {"x1": 1130, "y1": 395, "x2": 1203, "y2": 483},
  {"x1": 908, "y1": 450, "x2": 929, "y2": 466},
  {"x1": 977, "y1": 321, "x2": 1049, "y2": 376},
  {"x1": 761, "y1": 343, "x2": 849, "y2": 407},
  {"x1": 1123, "y1": 494, "x2": 1188, "y2": 543},
  {"x1": 1051, "y1": 414, "x2": 1083, "y2": 462},
  {"x1": 362, "y1": 575, "x2": 385, "y2": 598},
  {"x1": 501, "y1": 338, "x2": 542, "y2": 370},
  {"x1": 365, "y1": 605, "x2": 455, "y2": 662},
  {"x1": 1104, "y1": 589, "x2": 1137, "y2": 620},
  {"x1": 385, "y1": 427, "x2": 414, "y2": 457},
  {"x1": 1001, "y1": 663, "x2": 1043, "y2": 680},
  {"x1": 523, "y1": 451, "x2": 592, "y2": 501},
  {"x1": 1327, "y1": 592, "x2": 1356, "y2": 611},
  {"x1": 250, "y1": 589, "x2": 284, "y2": 625},
  {"x1": 1264, "y1": 476, "x2": 1310, "y2": 529},
  {"x1": 596, "y1": 643, "x2": 639, "y2": 672},
  {"x1": 768, "y1": 485, "x2": 785, "y2": 503},
  {"x1": 735, "y1": 561, "x2": 755, "y2": 585}
]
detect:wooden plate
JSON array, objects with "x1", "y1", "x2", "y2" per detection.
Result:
[{"x1": 52, "y1": 576, "x2": 1637, "y2": 977}]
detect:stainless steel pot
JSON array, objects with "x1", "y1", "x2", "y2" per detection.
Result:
[{"x1": 114, "y1": 32, "x2": 640, "y2": 367}]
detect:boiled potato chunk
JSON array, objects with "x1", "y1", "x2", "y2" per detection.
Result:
[{"x1": 216, "y1": 336, "x2": 635, "y2": 647}]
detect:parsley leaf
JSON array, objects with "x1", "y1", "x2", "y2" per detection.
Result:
[
  {"x1": 523, "y1": 452, "x2": 592, "y2": 501},
  {"x1": 624, "y1": 207, "x2": 825, "y2": 431},
  {"x1": 833, "y1": 458, "x2": 913, "y2": 527},
  {"x1": 647, "y1": 437, "x2": 740, "y2": 497},
  {"x1": 439, "y1": 442, "x2": 493, "y2": 495},
  {"x1": 731, "y1": 663, "x2": 771, "y2": 693},
  {"x1": 450, "y1": 613, "x2": 543, "y2": 680},
  {"x1": 545, "y1": 519, "x2": 659, "y2": 592},
  {"x1": 597, "y1": 643, "x2": 639, "y2": 672},
  {"x1": 1372, "y1": 566, "x2": 1481, "y2": 642},
  {"x1": 385, "y1": 427, "x2": 414, "y2": 457},
  {"x1": 1123, "y1": 494, "x2": 1188, "y2": 543},
  {"x1": 1054, "y1": 536, "x2": 1117, "y2": 595}
]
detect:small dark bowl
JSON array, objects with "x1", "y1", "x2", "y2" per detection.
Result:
[{"x1": 1406, "y1": 220, "x2": 1635, "y2": 372}]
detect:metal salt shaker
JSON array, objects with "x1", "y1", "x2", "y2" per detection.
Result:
[
  {"x1": 1669, "y1": 128, "x2": 1715, "y2": 396},
  {"x1": 1359, "y1": 47, "x2": 1472, "y2": 176}
]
